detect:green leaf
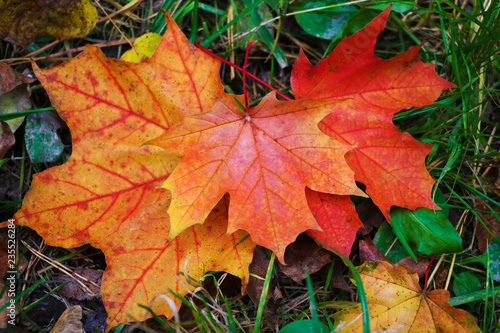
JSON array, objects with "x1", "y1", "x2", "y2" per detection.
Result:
[
  {"x1": 432, "y1": 189, "x2": 449, "y2": 217},
  {"x1": 390, "y1": 218, "x2": 418, "y2": 262},
  {"x1": 374, "y1": 189, "x2": 454, "y2": 262},
  {"x1": 333, "y1": 8, "x2": 380, "y2": 40},
  {"x1": 290, "y1": 0, "x2": 358, "y2": 40},
  {"x1": 323, "y1": 8, "x2": 380, "y2": 59},
  {"x1": 367, "y1": 2, "x2": 414, "y2": 13},
  {"x1": 453, "y1": 272, "x2": 483, "y2": 297},
  {"x1": 25, "y1": 111, "x2": 64, "y2": 163},
  {"x1": 278, "y1": 319, "x2": 329, "y2": 333},
  {"x1": 463, "y1": 237, "x2": 500, "y2": 282},
  {"x1": 483, "y1": 237, "x2": 500, "y2": 281},
  {"x1": 390, "y1": 206, "x2": 463, "y2": 256},
  {"x1": 373, "y1": 221, "x2": 412, "y2": 263}
]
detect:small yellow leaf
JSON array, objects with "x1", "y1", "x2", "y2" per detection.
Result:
[{"x1": 121, "y1": 33, "x2": 163, "y2": 63}]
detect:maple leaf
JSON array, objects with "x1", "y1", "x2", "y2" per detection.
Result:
[
  {"x1": 13, "y1": 15, "x2": 254, "y2": 329},
  {"x1": 333, "y1": 261, "x2": 481, "y2": 332},
  {"x1": 149, "y1": 92, "x2": 365, "y2": 262},
  {"x1": 305, "y1": 188, "x2": 363, "y2": 258},
  {"x1": 291, "y1": 7, "x2": 454, "y2": 220}
]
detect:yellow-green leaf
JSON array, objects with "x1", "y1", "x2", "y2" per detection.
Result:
[
  {"x1": 121, "y1": 33, "x2": 162, "y2": 63},
  {"x1": 0, "y1": 0, "x2": 97, "y2": 48}
]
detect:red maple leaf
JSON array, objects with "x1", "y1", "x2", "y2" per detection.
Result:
[
  {"x1": 291, "y1": 7, "x2": 454, "y2": 220},
  {"x1": 149, "y1": 93, "x2": 365, "y2": 262}
]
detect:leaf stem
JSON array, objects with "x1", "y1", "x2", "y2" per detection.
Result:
[
  {"x1": 194, "y1": 43, "x2": 292, "y2": 101},
  {"x1": 243, "y1": 41, "x2": 256, "y2": 114},
  {"x1": 423, "y1": 254, "x2": 435, "y2": 293}
]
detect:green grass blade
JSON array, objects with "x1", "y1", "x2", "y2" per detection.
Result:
[
  {"x1": 188, "y1": 0, "x2": 199, "y2": 43},
  {"x1": 307, "y1": 234, "x2": 370, "y2": 333},
  {"x1": 253, "y1": 251, "x2": 275, "y2": 333},
  {"x1": 201, "y1": 0, "x2": 265, "y2": 47},
  {"x1": 0, "y1": 107, "x2": 54, "y2": 121}
]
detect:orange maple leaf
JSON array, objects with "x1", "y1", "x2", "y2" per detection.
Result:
[
  {"x1": 291, "y1": 7, "x2": 454, "y2": 220},
  {"x1": 149, "y1": 93, "x2": 365, "y2": 262},
  {"x1": 333, "y1": 261, "x2": 481, "y2": 332},
  {"x1": 13, "y1": 15, "x2": 254, "y2": 329}
]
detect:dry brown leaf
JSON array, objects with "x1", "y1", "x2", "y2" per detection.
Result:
[
  {"x1": 58, "y1": 267, "x2": 103, "y2": 301},
  {"x1": 475, "y1": 199, "x2": 500, "y2": 254},
  {"x1": 0, "y1": 235, "x2": 27, "y2": 280},
  {"x1": 398, "y1": 256, "x2": 430, "y2": 279},
  {"x1": 278, "y1": 234, "x2": 332, "y2": 284},
  {"x1": 359, "y1": 238, "x2": 390, "y2": 263},
  {"x1": 0, "y1": 63, "x2": 34, "y2": 95},
  {"x1": 359, "y1": 238, "x2": 429, "y2": 278},
  {"x1": 356, "y1": 200, "x2": 385, "y2": 236},
  {"x1": 0, "y1": 85, "x2": 33, "y2": 133},
  {"x1": 0, "y1": 121, "x2": 14, "y2": 160},
  {"x1": 0, "y1": 63, "x2": 33, "y2": 133},
  {"x1": 246, "y1": 246, "x2": 281, "y2": 330},
  {"x1": 49, "y1": 305, "x2": 84, "y2": 333}
]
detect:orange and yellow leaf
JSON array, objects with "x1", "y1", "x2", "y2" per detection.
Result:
[
  {"x1": 333, "y1": 261, "x2": 481, "y2": 332},
  {"x1": 14, "y1": 15, "x2": 254, "y2": 329}
]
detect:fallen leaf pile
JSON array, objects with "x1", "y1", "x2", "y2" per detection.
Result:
[{"x1": 10, "y1": 7, "x2": 470, "y2": 330}]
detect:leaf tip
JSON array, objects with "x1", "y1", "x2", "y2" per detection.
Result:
[
  {"x1": 140, "y1": 139, "x2": 153, "y2": 147},
  {"x1": 31, "y1": 59, "x2": 43, "y2": 79},
  {"x1": 379, "y1": 4, "x2": 392, "y2": 20},
  {"x1": 168, "y1": 226, "x2": 182, "y2": 242},
  {"x1": 142, "y1": 136, "x2": 167, "y2": 150},
  {"x1": 159, "y1": 8, "x2": 174, "y2": 25}
]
